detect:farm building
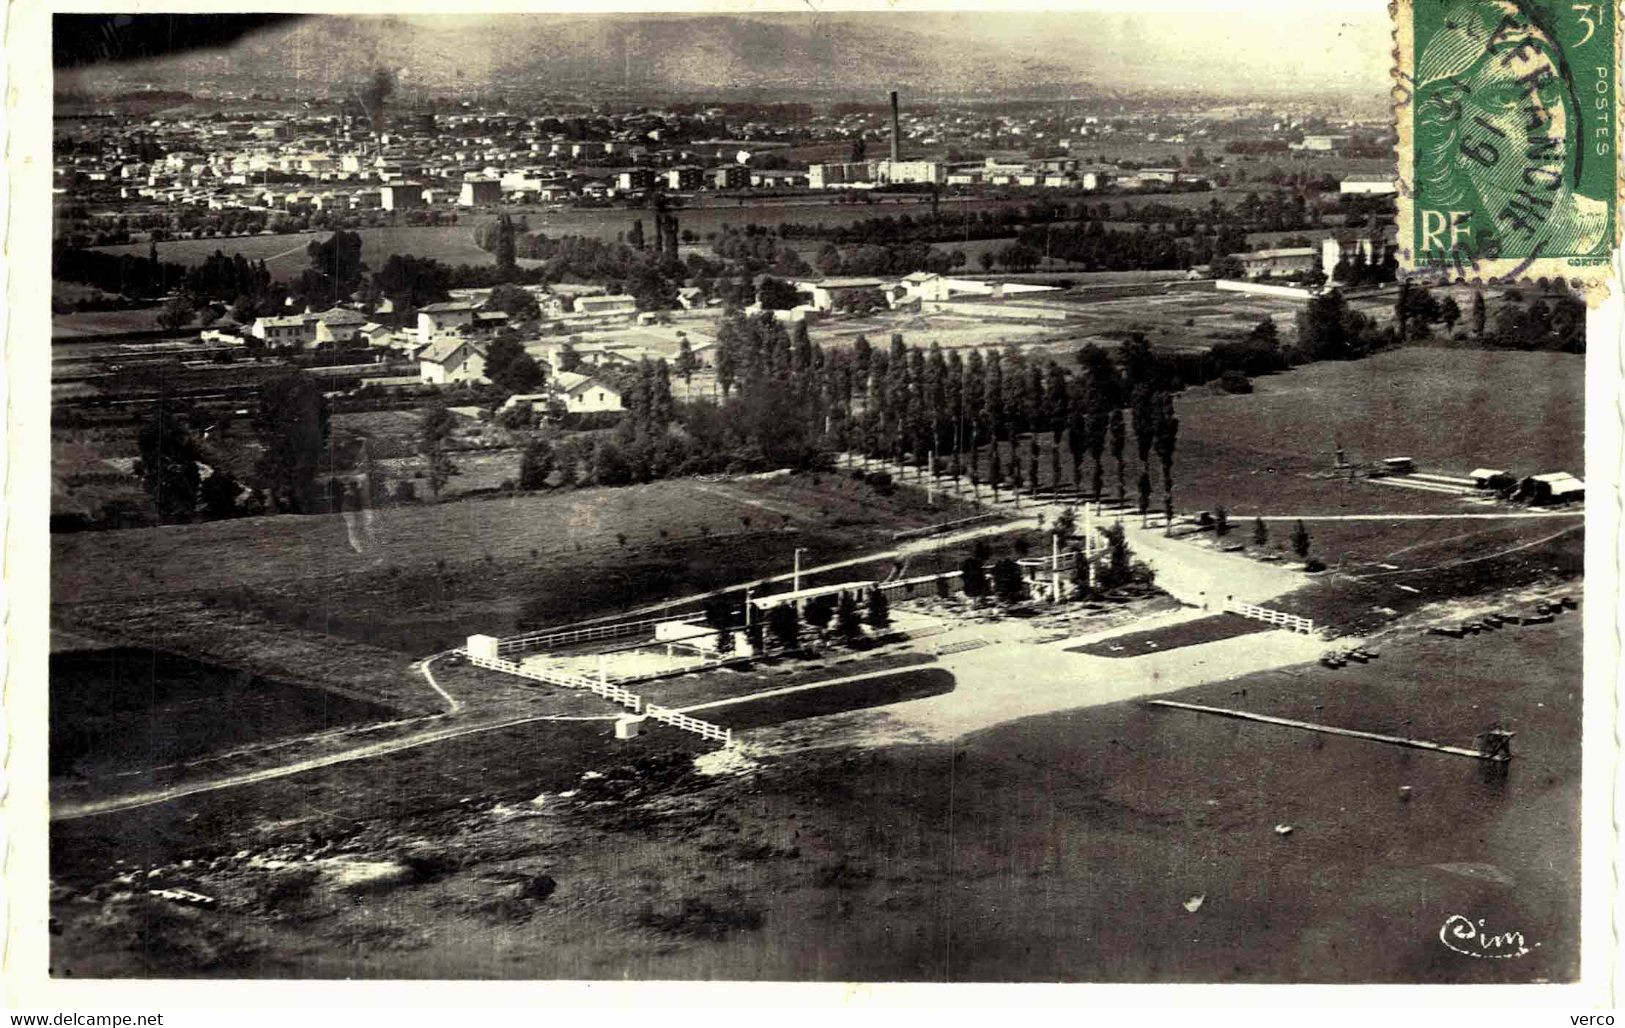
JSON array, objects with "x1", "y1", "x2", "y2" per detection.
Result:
[
  {"x1": 1231, "y1": 247, "x2": 1318, "y2": 278},
  {"x1": 247, "y1": 308, "x2": 367, "y2": 348},
  {"x1": 458, "y1": 179, "x2": 502, "y2": 206},
  {"x1": 1298, "y1": 134, "x2": 1351, "y2": 151},
  {"x1": 1517, "y1": 472, "x2": 1585, "y2": 505},
  {"x1": 793, "y1": 277, "x2": 885, "y2": 312},
  {"x1": 896, "y1": 274, "x2": 1062, "y2": 304},
  {"x1": 418, "y1": 336, "x2": 489, "y2": 385},
  {"x1": 574, "y1": 294, "x2": 639, "y2": 317},
  {"x1": 381, "y1": 183, "x2": 427, "y2": 210},
  {"x1": 1470, "y1": 468, "x2": 1516, "y2": 490},
  {"x1": 685, "y1": 338, "x2": 718, "y2": 367}
]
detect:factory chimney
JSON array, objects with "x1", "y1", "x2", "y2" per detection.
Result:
[{"x1": 889, "y1": 90, "x2": 901, "y2": 163}]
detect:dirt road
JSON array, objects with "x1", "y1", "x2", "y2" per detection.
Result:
[{"x1": 50, "y1": 706, "x2": 621, "y2": 822}]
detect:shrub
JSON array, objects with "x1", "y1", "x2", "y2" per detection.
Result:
[
  {"x1": 992, "y1": 558, "x2": 1027, "y2": 603},
  {"x1": 400, "y1": 846, "x2": 460, "y2": 883},
  {"x1": 1219, "y1": 369, "x2": 1253, "y2": 394},
  {"x1": 253, "y1": 867, "x2": 320, "y2": 912}
]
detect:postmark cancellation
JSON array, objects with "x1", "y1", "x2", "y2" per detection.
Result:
[{"x1": 1395, "y1": 0, "x2": 1623, "y2": 295}]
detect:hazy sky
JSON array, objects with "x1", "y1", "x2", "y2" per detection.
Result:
[{"x1": 62, "y1": 3, "x2": 1393, "y2": 98}]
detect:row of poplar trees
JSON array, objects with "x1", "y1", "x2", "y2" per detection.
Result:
[{"x1": 708, "y1": 312, "x2": 1182, "y2": 524}]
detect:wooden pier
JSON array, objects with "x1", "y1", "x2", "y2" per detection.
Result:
[{"x1": 1146, "y1": 700, "x2": 1510, "y2": 761}]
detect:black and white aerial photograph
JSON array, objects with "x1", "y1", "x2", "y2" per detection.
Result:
[{"x1": 21, "y1": 0, "x2": 1608, "y2": 998}]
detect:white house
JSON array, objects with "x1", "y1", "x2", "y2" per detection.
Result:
[
  {"x1": 552, "y1": 370, "x2": 624, "y2": 413},
  {"x1": 458, "y1": 179, "x2": 502, "y2": 206},
  {"x1": 381, "y1": 183, "x2": 426, "y2": 210},
  {"x1": 1340, "y1": 174, "x2": 1398, "y2": 196},
  {"x1": 1231, "y1": 247, "x2": 1319, "y2": 278},
  {"x1": 793, "y1": 277, "x2": 883, "y2": 312},
  {"x1": 418, "y1": 336, "x2": 489, "y2": 385},
  {"x1": 311, "y1": 307, "x2": 367, "y2": 345},
  {"x1": 416, "y1": 301, "x2": 480, "y2": 346},
  {"x1": 250, "y1": 314, "x2": 318, "y2": 347},
  {"x1": 358, "y1": 322, "x2": 396, "y2": 348}
]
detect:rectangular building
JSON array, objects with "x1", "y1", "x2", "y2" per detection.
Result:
[
  {"x1": 459, "y1": 179, "x2": 502, "y2": 206},
  {"x1": 381, "y1": 183, "x2": 426, "y2": 210}
]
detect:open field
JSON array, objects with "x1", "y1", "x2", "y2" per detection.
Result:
[
  {"x1": 84, "y1": 188, "x2": 1309, "y2": 276},
  {"x1": 51, "y1": 307, "x2": 172, "y2": 339},
  {"x1": 1180, "y1": 348, "x2": 1582, "y2": 479},
  {"x1": 49, "y1": 647, "x2": 396, "y2": 781},
  {"x1": 86, "y1": 224, "x2": 531, "y2": 282},
  {"x1": 52, "y1": 473, "x2": 979, "y2": 654},
  {"x1": 956, "y1": 347, "x2": 1581, "y2": 522},
  {"x1": 809, "y1": 309, "x2": 1075, "y2": 353},
  {"x1": 50, "y1": 592, "x2": 1577, "y2": 981}
]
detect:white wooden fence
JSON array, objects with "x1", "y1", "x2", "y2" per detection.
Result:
[
  {"x1": 496, "y1": 615, "x2": 688, "y2": 656},
  {"x1": 891, "y1": 511, "x2": 1003, "y2": 541},
  {"x1": 471, "y1": 653, "x2": 640, "y2": 711},
  {"x1": 1223, "y1": 600, "x2": 1315, "y2": 635},
  {"x1": 643, "y1": 704, "x2": 733, "y2": 745},
  {"x1": 468, "y1": 652, "x2": 735, "y2": 745}
]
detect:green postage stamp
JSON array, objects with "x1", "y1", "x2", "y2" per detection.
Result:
[{"x1": 1397, "y1": 0, "x2": 1623, "y2": 292}]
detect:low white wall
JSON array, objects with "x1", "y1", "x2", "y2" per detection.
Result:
[
  {"x1": 1214, "y1": 279, "x2": 1317, "y2": 300},
  {"x1": 923, "y1": 300, "x2": 1070, "y2": 321}
]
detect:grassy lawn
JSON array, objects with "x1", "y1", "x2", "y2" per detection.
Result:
[
  {"x1": 49, "y1": 646, "x2": 395, "y2": 781},
  {"x1": 950, "y1": 347, "x2": 1581, "y2": 572},
  {"x1": 635, "y1": 651, "x2": 934, "y2": 710},
  {"x1": 51, "y1": 474, "x2": 978, "y2": 655},
  {"x1": 87, "y1": 224, "x2": 521, "y2": 281},
  {"x1": 51, "y1": 307, "x2": 169, "y2": 339},
  {"x1": 704, "y1": 667, "x2": 956, "y2": 730},
  {"x1": 1176, "y1": 348, "x2": 1582, "y2": 480}
]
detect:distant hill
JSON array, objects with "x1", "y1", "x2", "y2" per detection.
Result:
[{"x1": 59, "y1": 11, "x2": 1389, "y2": 101}]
